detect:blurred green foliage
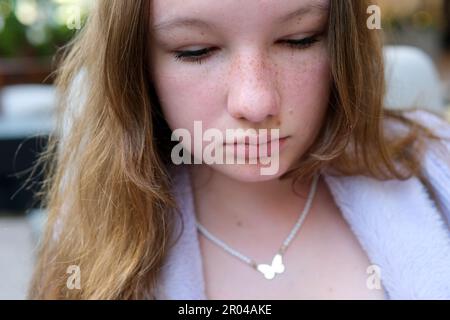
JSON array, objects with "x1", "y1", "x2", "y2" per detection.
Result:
[{"x1": 0, "y1": 0, "x2": 83, "y2": 58}]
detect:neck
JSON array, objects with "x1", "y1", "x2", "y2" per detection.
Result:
[{"x1": 188, "y1": 164, "x2": 317, "y2": 230}]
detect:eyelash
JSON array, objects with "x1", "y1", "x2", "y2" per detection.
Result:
[{"x1": 173, "y1": 35, "x2": 320, "y2": 65}]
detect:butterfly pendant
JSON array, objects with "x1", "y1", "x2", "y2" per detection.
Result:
[{"x1": 256, "y1": 253, "x2": 285, "y2": 280}]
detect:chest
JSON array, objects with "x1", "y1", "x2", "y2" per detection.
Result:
[{"x1": 198, "y1": 188, "x2": 388, "y2": 300}]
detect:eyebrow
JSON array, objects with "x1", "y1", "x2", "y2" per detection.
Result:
[
  {"x1": 276, "y1": 2, "x2": 329, "y2": 23},
  {"x1": 152, "y1": 2, "x2": 330, "y2": 32}
]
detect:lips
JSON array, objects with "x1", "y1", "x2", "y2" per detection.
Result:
[
  {"x1": 224, "y1": 137, "x2": 289, "y2": 159},
  {"x1": 223, "y1": 135, "x2": 288, "y2": 146}
]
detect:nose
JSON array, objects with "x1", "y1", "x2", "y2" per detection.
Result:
[{"x1": 226, "y1": 51, "x2": 281, "y2": 123}]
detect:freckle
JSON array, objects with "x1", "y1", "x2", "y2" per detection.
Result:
[
  {"x1": 236, "y1": 221, "x2": 243, "y2": 227},
  {"x1": 276, "y1": 120, "x2": 281, "y2": 126}
]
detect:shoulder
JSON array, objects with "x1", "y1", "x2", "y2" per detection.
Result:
[
  {"x1": 399, "y1": 109, "x2": 450, "y2": 225},
  {"x1": 401, "y1": 109, "x2": 450, "y2": 139},
  {"x1": 401, "y1": 109, "x2": 450, "y2": 163},
  {"x1": 383, "y1": 109, "x2": 450, "y2": 141},
  {"x1": 382, "y1": 109, "x2": 450, "y2": 168}
]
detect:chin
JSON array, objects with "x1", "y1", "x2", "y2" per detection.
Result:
[{"x1": 206, "y1": 160, "x2": 290, "y2": 183}]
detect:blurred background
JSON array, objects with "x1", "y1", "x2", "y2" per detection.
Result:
[
  {"x1": 0, "y1": 0, "x2": 89, "y2": 299},
  {"x1": 0, "y1": 0, "x2": 449, "y2": 299}
]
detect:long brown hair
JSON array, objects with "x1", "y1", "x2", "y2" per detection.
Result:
[{"x1": 28, "y1": 0, "x2": 449, "y2": 299}]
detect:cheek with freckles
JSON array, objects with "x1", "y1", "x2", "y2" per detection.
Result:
[
  {"x1": 152, "y1": 66, "x2": 227, "y2": 157},
  {"x1": 153, "y1": 66, "x2": 224, "y2": 136},
  {"x1": 279, "y1": 49, "x2": 331, "y2": 152}
]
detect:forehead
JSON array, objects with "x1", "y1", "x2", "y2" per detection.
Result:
[{"x1": 151, "y1": 0, "x2": 330, "y2": 32}]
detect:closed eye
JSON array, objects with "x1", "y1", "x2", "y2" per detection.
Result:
[
  {"x1": 281, "y1": 36, "x2": 320, "y2": 50},
  {"x1": 173, "y1": 35, "x2": 321, "y2": 65},
  {"x1": 174, "y1": 47, "x2": 218, "y2": 64}
]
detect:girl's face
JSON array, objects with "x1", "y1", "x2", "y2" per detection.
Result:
[{"x1": 150, "y1": 0, "x2": 331, "y2": 182}]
